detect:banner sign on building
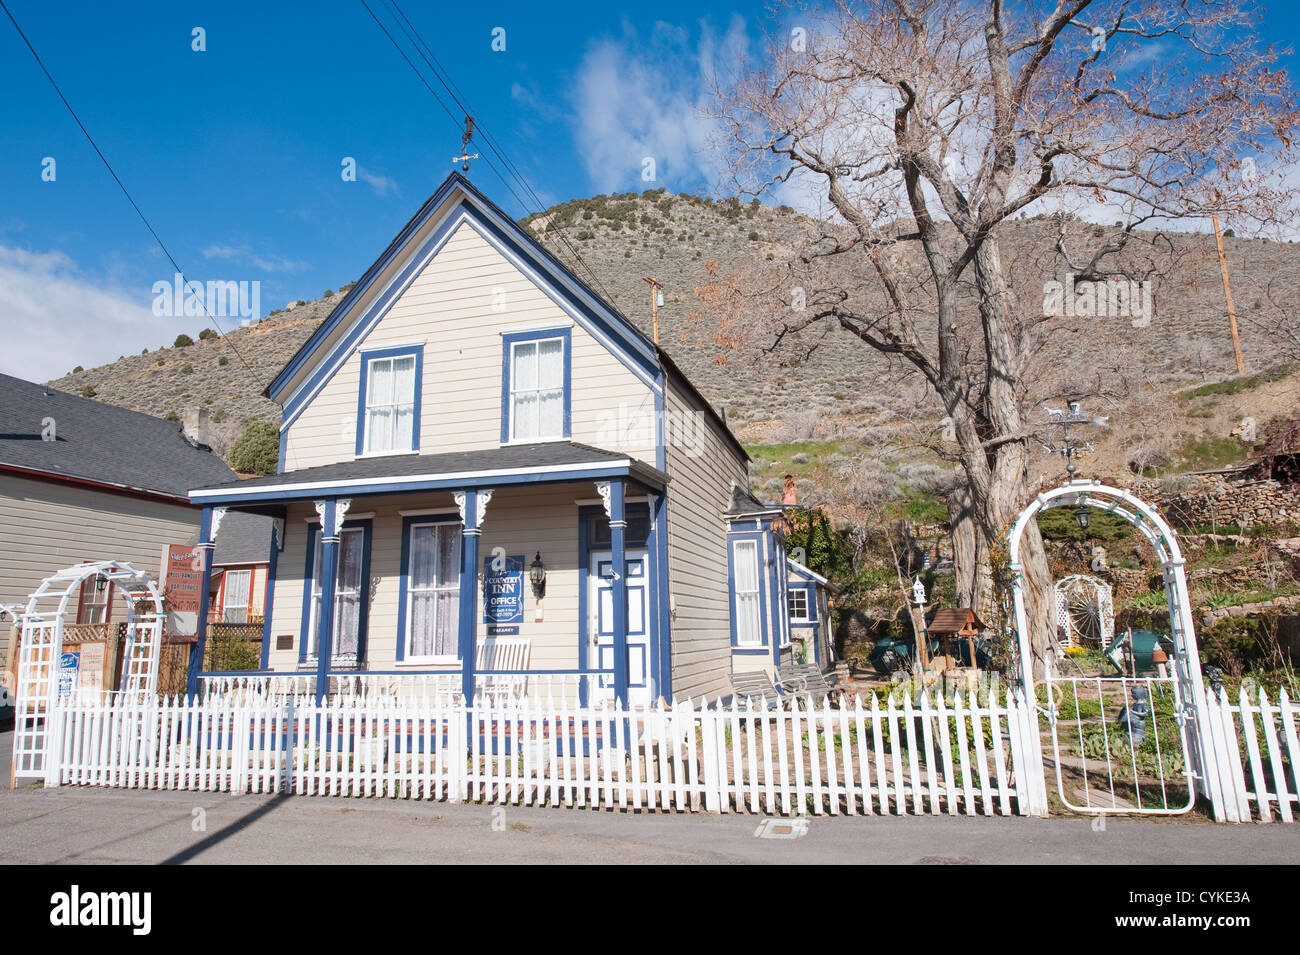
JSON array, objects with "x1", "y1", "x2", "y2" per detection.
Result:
[
  {"x1": 483, "y1": 554, "x2": 524, "y2": 635},
  {"x1": 161, "y1": 544, "x2": 203, "y2": 638}
]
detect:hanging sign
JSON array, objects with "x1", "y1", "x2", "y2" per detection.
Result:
[
  {"x1": 483, "y1": 554, "x2": 524, "y2": 634},
  {"x1": 161, "y1": 544, "x2": 203, "y2": 638}
]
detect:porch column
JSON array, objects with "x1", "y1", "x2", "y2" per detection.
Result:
[
  {"x1": 314, "y1": 499, "x2": 341, "y2": 702},
  {"x1": 185, "y1": 505, "x2": 223, "y2": 698},
  {"x1": 607, "y1": 479, "x2": 630, "y2": 706},
  {"x1": 455, "y1": 489, "x2": 489, "y2": 704}
]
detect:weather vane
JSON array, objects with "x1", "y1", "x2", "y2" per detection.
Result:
[
  {"x1": 453, "y1": 116, "x2": 478, "y2": 172},
  {"x1": 1037, "y1": 400, "x2": 1109, "y2": 479}
]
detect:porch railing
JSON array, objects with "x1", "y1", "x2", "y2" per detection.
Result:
[{"x1": 196, "y1": 668, "x2": 615, "y2": 706}]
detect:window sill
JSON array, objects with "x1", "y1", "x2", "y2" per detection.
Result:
[
  {"x1": 396, "y1": 657, "x2": 461, "y2": 668},
  {"x1": 500, "y1": 436, "x2": 570, "y2": 447},
  {"x1": 355, "y1": 449, "x2": 420, "y2": 460}
]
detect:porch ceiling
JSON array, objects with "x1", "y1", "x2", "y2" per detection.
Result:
[{"x1": 189, "y1": 441, "x2": 667, "y2": 505}]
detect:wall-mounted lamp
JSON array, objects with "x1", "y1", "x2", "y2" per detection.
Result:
[{"x1": 529, "y1": 551, "x2": 546, "y2": 599}]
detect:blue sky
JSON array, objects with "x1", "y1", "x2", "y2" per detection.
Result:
[{"x1": 1, "y1": 0, "x2": 1297, "y2": 380}]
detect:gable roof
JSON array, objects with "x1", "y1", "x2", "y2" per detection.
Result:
[
  {"x1": 269, "y1": 172, "x2": 659, "y2": 416},
  {"x1": 0, "y1": 374, "x2": 236, "y2": 503},
  {"x1": 266, "y1": 171, "x2": 749, "y2": 463}
]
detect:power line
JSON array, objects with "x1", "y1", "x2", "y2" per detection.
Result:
[
  {"x1": 367, "y1": 0, "x2": 625, "y2": 311},
  {"x1": 0, "y1": 0, "x2": 270, "y2": 397}
]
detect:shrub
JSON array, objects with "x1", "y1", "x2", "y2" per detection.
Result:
[
  {"x1": 198, "y1": 328, "x2": 217, "y2": 341},
  {"x1": 72, "y1": 365, "x2": 83, "y2": 373},
  {"x1": 156, "y1": 357, "x2": 166, "y2": 366},
  {"x1": 79, "y1": 386, "x2": 96, "y2": 398},
  {"x1": 748, "y1": 231, "x2": 760, "y2": 241},
  {"x1": 164, "y1": 411, "x2": 179, "y2": 422},
  {"x1": 211, "y1": 408, "x2": 228, "y2": 423},
  {"x1": 174, "y1": 334, "x2": 194, "y2": 347},
  {"x1": 181, "y1": 364, "x2": 194, "y2": 375},
  {"x1": 230, "y1": 419, "x2": 279, "y2": 475},
  {"x1": 217, "y1": 355, "x2": 228, "y2": 366}
]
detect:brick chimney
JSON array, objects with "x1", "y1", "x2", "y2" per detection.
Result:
[
  {"x1": 782, "y1": 474, "x2": 797, "y2": 507},
  {"x1": 183, "y1": 406, "x2": 209, "y2": 447}
]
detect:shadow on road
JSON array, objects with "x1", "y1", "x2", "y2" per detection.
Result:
[{"x1": 161, "y1": 793, "x2": 292, "y2": 865}]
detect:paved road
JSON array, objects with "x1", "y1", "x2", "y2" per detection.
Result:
[{"x1": 3, "y1": 733, "x2": 1296, "y2": 864}]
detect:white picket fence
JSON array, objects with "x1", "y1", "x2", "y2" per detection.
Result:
[
  {"x1": 1203, "y1": 687, "x2": 1300, "y2": 823},
  {"x1": 43, "y1": 689, "x2": 1044, "y2": 816}
]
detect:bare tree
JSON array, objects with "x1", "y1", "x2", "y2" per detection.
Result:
[{"x1": 712, "y1": 0, "x2": 1298, "y2": 674}]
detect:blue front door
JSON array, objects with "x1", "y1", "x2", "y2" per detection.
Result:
[{"x1": 588, "y1": 549, "x2": 650, "y2": 704}]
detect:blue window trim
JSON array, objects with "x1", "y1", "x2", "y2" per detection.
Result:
[
  {"x1": 298, "y1": 518, "x2": 373, "y2": 665},
  {"x1": 500, "y1": 327, "x2": 572, "y2": 444},
  {"x1": 727, "y1": 531, "x2": 769, "y2": 651},
  {"x1": 272, "y1": 188, "x2": 662, "y2": 432},
  {"x1": 395, "y1": 513, "x2": 463, "y2": 663},
  {"x1": 787, "y1": 582, "x2": 817, "y2": 623},
  {"x1": 354, "y1": 344, "x2": 424, "y2": 457}
]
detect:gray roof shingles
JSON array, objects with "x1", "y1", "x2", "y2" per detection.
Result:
[
  {"x1": 213, "y1": 510, "x2": 274, "y2": 565},
  {"x1": 0, "y1": 374, "x2": 236, "y2": 499},
  {"x1": 192, "y1": 441, "x2": 664, "y2": 497}
]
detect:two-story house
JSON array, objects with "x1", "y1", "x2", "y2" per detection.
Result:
[{"x1": 187, "y1": 173, "x2": 795, "y2": 705}]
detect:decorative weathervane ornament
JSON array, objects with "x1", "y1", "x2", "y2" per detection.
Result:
[
  {"x1": 1037, "y1": 400, "x2": 1109, "y2": 480},
  {"x1": 453, "y1": 116, "x2": 479, "y2": 172}
]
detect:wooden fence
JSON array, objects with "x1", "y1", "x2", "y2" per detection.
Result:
[
  {"x1": 43, "y1": 689, "x2": 1043, "y2": 816},
  {"x1": 1203, "y1": 687, "x2": 1300, "y2": 823}
]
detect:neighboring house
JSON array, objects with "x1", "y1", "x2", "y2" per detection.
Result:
[
  {"x1": 725, "y1": 486, "x2": 793, "y2": 678},
  {"x1": 209, "y1": 511, "x2": 272, "y2": 625},
  {"x1": 188, "y1": 172, "x2": 788, "y2": 704},
  {"x1": 786, "y1": 558, "x2": 834, "y2": 668},
  {"x1": 0, "y1": 374, "x2": 238, "y2": 662}
]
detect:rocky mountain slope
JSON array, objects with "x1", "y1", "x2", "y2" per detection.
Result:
[{"x1": 49, "y1": 188, "x2": 1300, "y2": 491}]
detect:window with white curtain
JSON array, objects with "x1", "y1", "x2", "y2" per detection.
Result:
[
  {"x1": 732, "y1": 539, "x2": 762, "y2": 646},
  {"x1": 405, "y1": 522, "x2": 461, "y2": 660},
  {"x1": 509, "y1": 336, "x2": 564, "y2": 441},
  {"x1": 307, "y1": 526, "x2": 365, "y2": 666},
  {"x1": 363, "y1": 354, "x2": 416, "y2": 453},
  {"x1": 222, "y1": 569, "x2": 252, "y2": 623}
]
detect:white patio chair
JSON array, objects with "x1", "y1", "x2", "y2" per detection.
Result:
[{"x1": 475, "y1": 637, "x2": 531, "y2": 704}]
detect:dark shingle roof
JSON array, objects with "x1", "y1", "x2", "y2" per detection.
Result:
[
  {"x1": 192, "y1": 441, "x2": 665, "y2": 498},
  {"x1": 213, "y1": 510, "x2": 273, "y2": 564},
  {"x1": 725, "y1": 483, "x2": 778, "y2": 516},
  {"x1": 0, "y1": 374, "x2": 235, "y2": 499}
]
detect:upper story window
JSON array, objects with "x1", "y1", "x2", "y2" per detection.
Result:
[
  {"x1": 357, "y1": 346, "x2": 423, "y2": 456},
  {"x1": 501, "y1": 328, "x2": 570, "y2": 444}
]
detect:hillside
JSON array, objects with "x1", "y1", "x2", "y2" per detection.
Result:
[{"x1": 48, "y1": 188, "x2": 1300, "y2": 501}]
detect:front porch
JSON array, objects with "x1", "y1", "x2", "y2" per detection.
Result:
[{"x1": 187, "y1": 442, "x2": 671, "y2": 706}]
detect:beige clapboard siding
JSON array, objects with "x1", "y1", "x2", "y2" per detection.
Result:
[
  {"x1": 283, "y1": 220, "x2": 656, "y2": 472},
  {"x1": 264, "y1": 485, "x2": 594, "y2": 672},
  {"x1": 0, "y1": 473, "x2": 201, "y2": 654},
  {"x1": 662, "y1": 378, "x2": 747, "y2": 702}
]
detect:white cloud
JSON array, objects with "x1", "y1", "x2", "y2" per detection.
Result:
[
  {"x1": 570, "y1": 18, "x2": 749, "y2": 195},
  {"x1": 0, "y1": 246, "x2": 185, "y2": 382},
  {"x1": 202, "y1": 243, "x2": 309, "y2": 273},
  {"x1": 358, "y1": 167, "x2": 399, "y2": 198}
]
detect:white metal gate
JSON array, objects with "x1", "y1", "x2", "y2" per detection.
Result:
[
  {"x1": 12, "y1": 617, "x2": 60, "y2": 779},
  {"x1": 1044, "y1": 674, "x2": 1195, "y2": 814}
]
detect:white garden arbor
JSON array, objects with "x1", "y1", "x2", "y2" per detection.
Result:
[
  {"x1": 1053, "y1": 574, "x2": 1115, "y2": 649},
  {"x1": 11, "y1": 561, "x2": 165, "y2": 783},
  {"x1": 1006, "y1": 479, "x2": 1228, "y2": 818}
]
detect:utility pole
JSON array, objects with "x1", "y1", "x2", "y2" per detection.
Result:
[
  {"x1": 1212, "y1": 213, "x2": 1246, "y2": 374},
  {"x1": 643, "y1": 277, "x2": 664, "y2": 344}
]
